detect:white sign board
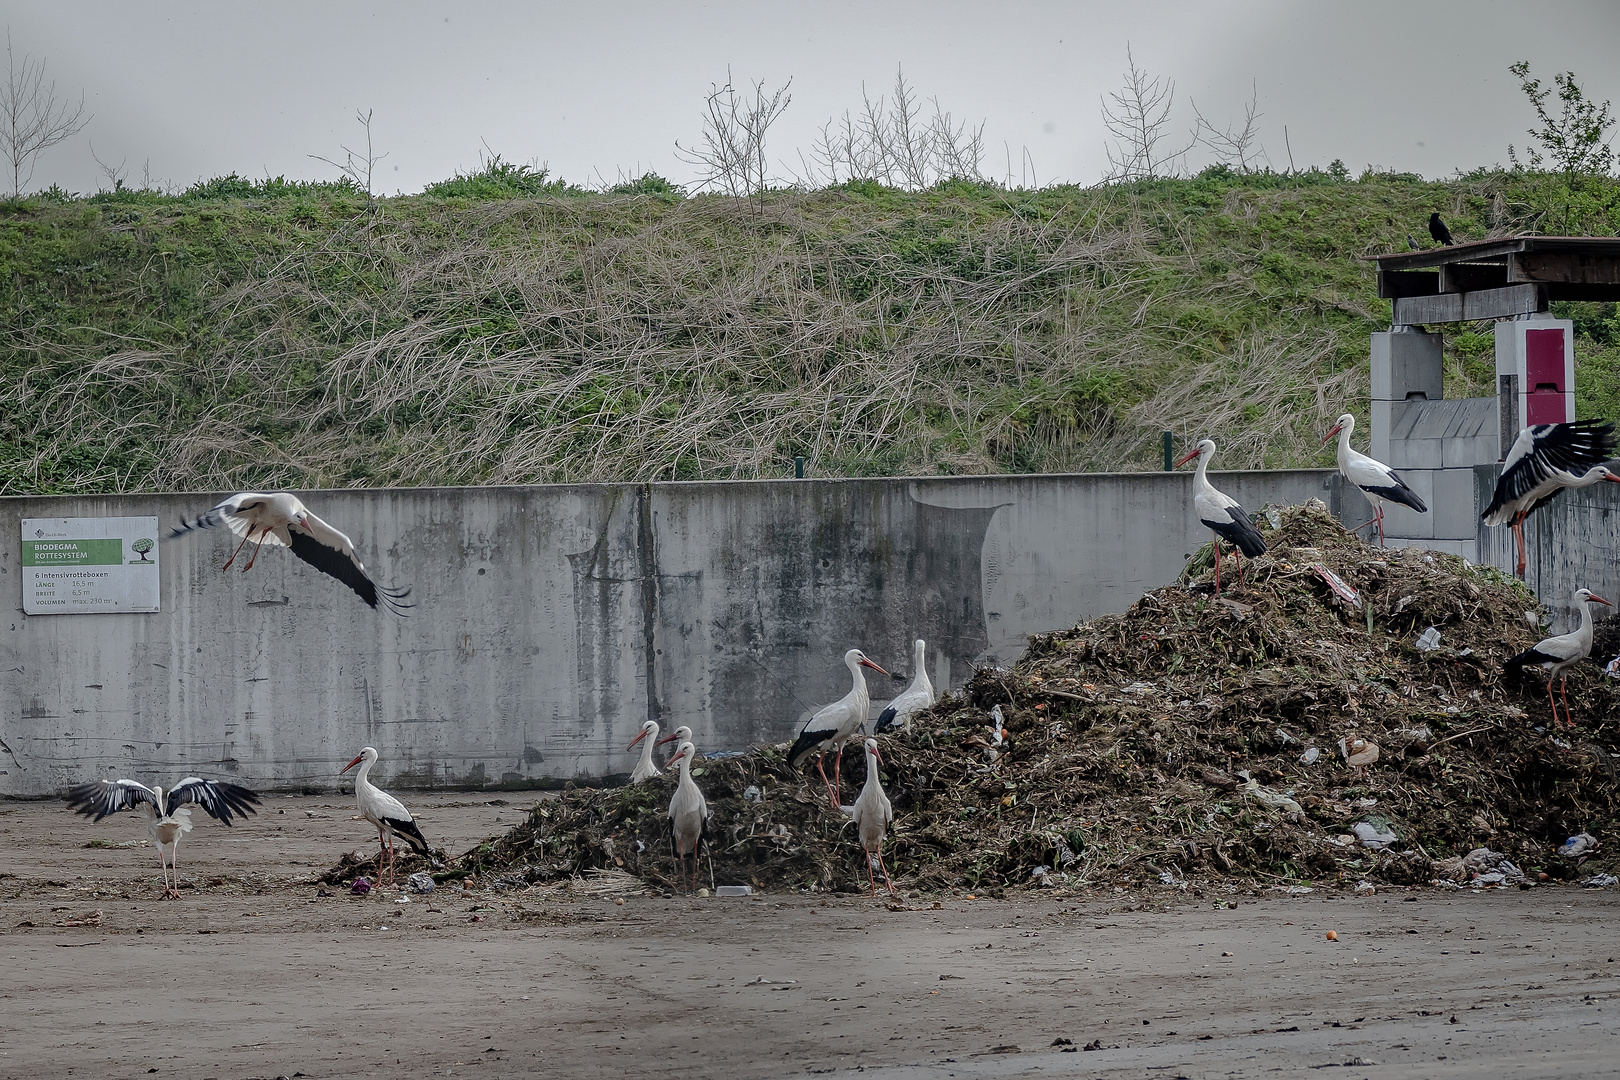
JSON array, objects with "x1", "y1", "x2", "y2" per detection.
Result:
[{"x1": 21, "y1": 517, "x2": 161, "y2": 614}]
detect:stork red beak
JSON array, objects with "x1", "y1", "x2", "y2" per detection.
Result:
[
  {"x1": 340, "y1": 754, "x2": 365, "y2": 774},
  {"x1": 859, "y1": 658, "x2": 890, "y2": 676},
  {"x1": 1605, "y1": 472, "x2": 1620, "y2": 483},
  {"x1": 1591, "y1": 594, "x2": 1612, "y2": 606},
  {"x1": 1321, "y1": 424, "x2": 1343, "y2": 444},
  {"x1": 627, "y1": 730, "x2": 649, "y2": 751},
  {"x1": 1173, "y1": 447, "x2": 1200, "y2": 468},
  {"x1": 665, "y1": 749, "x2": 688, "y2": 769},
  {"x1": 655, "y1": 732, "x2": 679, "y2": 746}
]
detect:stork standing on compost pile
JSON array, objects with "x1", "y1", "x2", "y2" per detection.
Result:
[
  {"x1": 664, "y1": 740, "x2": 709, "y2": 894},
  {"x1": 340, "y1": 747, "x2": 432, "y2": 887},
  {"x1": 626, "y1": 721, "x2": 662, "y2": 784},
  {"x1": 787, "y1": 649, "x2": 890, "y2": 809},
  {"x1": 65, "y1": 777, "x2": 260, "y2": 899},
  {"x1": 168, "y1": 492, "x2": 413, "y2": 613},
  {"x1": 1483, "y1": 421, "x2": 1620, "y2": 578},
  {"x1": 1323, "y1": 413, "x2": 1427, "y2": 547},
  {"x1": 1507, "y1": 588, "x2": 1611, "y2": 730},
  {"x1": 873, "y1": 639, "x2": 933, "y2": 735},
  {"x1": 849, "y1": 738, "x2": 897, "y2": 897},
  {"x1": 1174, "y1": 439, "x2": 1267, "y2": 595}
]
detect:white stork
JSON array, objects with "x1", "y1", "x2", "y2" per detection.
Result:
[
  {"x1": 849, "y1": 738, "x2": 897, "y2": 897},
  {"x1": 626, "y1": 720, "x2": 662, "y2": 784},
  {"x1": 1507, "y1": 588, "x2": 1611, "y2": 729},
  {"x1": 1322, "y1": 413, "x2": 1428, "y2": 547},
  {"x1": 340, "y1": 747, "x2": 432, "y2": 887},
  {"x1": 1482, "y1": 420, "x2": 1619, "y2": 578},
  {"x1": 65, "y1": 777, "x2": 260, "y2": 899},
  {"x1": 663, "y1": 740, "x2": 710, "y2": 894},
  {"x1": 655, "y1": 724, "x2": 693, "y2": 758},
  {"x1": 787, "y1": 649, "x2": 890, "y2": 809},
  {"x1": 873, "y1": 638, "x2": 934, "y2": 735},
  {"x1": 168, "y1": 492, "x2": 412, "y2": 614},
  {"x1": 1174, "y1": 439, "x2": 1267, "y2": 595}
]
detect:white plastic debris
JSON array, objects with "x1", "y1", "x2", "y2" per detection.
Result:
[
  {"x1": 1414, "y1": 626, "x2": 1441, "y2": 651},
  {"x1": 715, "y1": 885, "x2": 754, "y2": 897},
  {"x1": 1299, "y1": 747, "x2": 1320, "y2": 765},
  {"x1": 1607, "y1": 655, "x2": 1620, "y2": 680},
  {"x1": 742, "y1": 785, "x2": 762, "y2": 803},
  {"x1": 1354, "y1": 880, "x2": 1376, "y2": 895},
  {"x1": 1352, "y1": 821, "x2": 1397, "y2": 849},
  {"x1": 1559, "y1": 833, "x2": 1600, "y2": 858},
  {"x1": 1241, "y1": 777, "x2": 1303, "y2": 818},
  {"x1": 406, "y1": 871, "x2": 436, "y2": 894},
  {"x1": 1579, "y1": 873, "x2": 1618, "y2": 888}
]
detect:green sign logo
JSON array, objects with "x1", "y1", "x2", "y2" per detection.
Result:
[{"x1": 130, "y1": 537, "x2": 155, "y2": 563}]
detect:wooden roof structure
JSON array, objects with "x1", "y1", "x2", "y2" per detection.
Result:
[{"x1": 1368, "y1": 236, "x2": 1620, "y2": 326}]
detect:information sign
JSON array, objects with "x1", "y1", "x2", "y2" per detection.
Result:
[{"x1": 21, "y1": 517, "x2": 161, "y2": 614}]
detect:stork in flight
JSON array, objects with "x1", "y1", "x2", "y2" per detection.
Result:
[
  {"x1": 340, "y1": 747, "x2": 432, "y2": 887},
  {"x1": 873, "y1": 638, "x2": 934, "y2": 735},
  {"x1": 168, "y1": 492, "x2": 413, "y2": 614},
  {"x1": 1322, "y1": 413, "x2": 1427, "y2": 547},
  {"x1": 1482, "y1": 420, "x2": 1620, "y2": 578},
  {"x1": 65, "y1": 777, "x2": 260, "y2": 899},
  {"x1": 1507, "y1": 587, "x2": 1611, "y2": 730},
  {"x1": 787, "y1": 649, "x2": 890, "y2": 809},
  {"x1": 1175, "y1": 439, "x2": 1267, "y2": 594},
  {"x1": 664, "y1": 740, "x2": 710, "y2": 894},
  {"x1": 849, "y1": 738, "x2": 897, "y2": 897},
  {"x1": 626, "y1": 721, "x2": 662, "y2": 784}
]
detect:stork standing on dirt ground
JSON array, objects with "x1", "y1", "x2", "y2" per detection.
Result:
[
  {"x1": 1174, "y1": 439, "x2": 1267, "y2": 595},
  {"x1": 787, "y1": 649, "x2": 891, "y2": 809},
  {"x1": 65, "y1": 777, "x2": 260, "y2": 899},
  {"x1": 626, "y1": 721, "x2": 662, "y2": 783},
  {"x1": 167, "y1": 491, "x2": 413, "y2": 613},
  {"x1": 1507, "y1": 588, "x2": 1611, "y2": 730},
  {"x1": 340, "y1": 747, "x2": 432, "y2": 887},
  {"x1": 849, "y1": 738, "x2": 897, "y2": 897},
  {"x1": 873, "y1": 638, "x2": 933, "y2": 735},
  {"x1": 1322, "y1": 413, "x2": 1427, "y2": 547},
  {"x1": 664, "y1": 740, "x2": 710, "y2": 894},
  {"x1": 1482, "y1": 420, "x2": 1620, "y2": 578}
]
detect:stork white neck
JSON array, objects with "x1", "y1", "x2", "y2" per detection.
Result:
[{"x1": 845, "y1": 651, "x2": 873, "y2": 711}]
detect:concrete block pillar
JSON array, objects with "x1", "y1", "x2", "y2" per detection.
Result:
[
  {"x1": 1370, "y1": 328, "x2": 1443, "y2": 461},
  {"x1": 1495, "y1": 313, "x2": 1574, "y2": 458}
]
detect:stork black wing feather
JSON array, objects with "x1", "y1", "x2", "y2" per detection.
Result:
[
  {"x1": 64, "y1": 779, "x2": 157, "y2": 822},
  {"x1": 871, "y1": 706, "x2": 900, "y2": 736},
  {"x1": 1485, "y1": 420, "x2": 1617, "y2": 519},
  {"x1": 285, "y1": 528, "x2": 412, "y2": 614},
  {"x1": 382, "y1": 815, "x2": 431, "y2": 856},
  {"x1": 1214, "y1": 506, "x2": 1268, "y2": 558},
  {"x1": 167, "y1": 778, "x2": 261, "y2": 824}
]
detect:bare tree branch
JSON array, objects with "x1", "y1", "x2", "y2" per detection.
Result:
[
  {"x1": 0, "y1": 30, "x2": 90, "y2": 197},
  {"x1": 309, "y1": 108, "x2": 388, "y2": 197},
  {"x1": 1191, "y1": 81, "x2": 1267, "y2": 173},
  {"x1": 1100, "y1": 45, "x2": 1187, "y2": 182},
  {"x1": 676, "y1": 70, "x2": 792, "y2": 208}
]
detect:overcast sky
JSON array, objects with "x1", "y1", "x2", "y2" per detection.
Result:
[{"x1": 5, "y1": 0, "x2": 1619, "y2": 196}]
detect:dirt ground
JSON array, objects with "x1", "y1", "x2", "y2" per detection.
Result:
[{"x1": 3, "y1": 794, "x2": 1619, "y2": 1080}]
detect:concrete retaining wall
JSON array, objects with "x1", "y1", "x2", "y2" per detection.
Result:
[
  {"x1": 0, "y1": 470, "x2": 1368, "y2": 796},
  {"x1": 1474, "y1": 464, "x2": 1620, "y2": 630}
]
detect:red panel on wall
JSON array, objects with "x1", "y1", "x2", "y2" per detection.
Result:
[{"x1": 1525, "y1": 327, "x2": 1569, "y2": 425}]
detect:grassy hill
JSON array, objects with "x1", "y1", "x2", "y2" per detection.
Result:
[{"x1": 1, "y1": 165, "x2": 1617, "y2": 495}]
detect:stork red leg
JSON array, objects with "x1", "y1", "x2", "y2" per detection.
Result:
[
  {"x1": 877, "y1": 852, "x2": 897, "y2": 898},
  {"x1": 1513, "y1": 519, "x2": 1527, "y2": 580},
  {"x1": 241, "y1": 529, "x2": 268, "y2": 572},
  {"x1": 1560, "y1": 674, "x2": 1574, "y2": 729},
  {"x1": 1210, "y1": 535, "x2": 1222, "y2": 596},
  {"x1": 1374, "y1": 506, "x2": 1386, "y2": 548},
  {"x1": 1547, "y1": 677, "x2": 1560, "y2": 730},
  {"x1": 832, "y1": 747, "x2": 844, "y2": 810},
  {"x1": 815, "y1": 750, "x2": 838, "y2": 810},
  {"x1": 865, "y1": 847, "x2": 879, "y2": 897},
  {"x1": 221, "y1": 528, "x2": 255, "y2": 571}
]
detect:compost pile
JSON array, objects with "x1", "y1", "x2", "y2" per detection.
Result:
[{"x1": 456, "y1": 502, "x2": 1620, "y2": 895}]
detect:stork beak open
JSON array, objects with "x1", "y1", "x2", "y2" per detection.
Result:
[
  {"x1": 1173, "y1": 447, "x2": 1200, "y2": 468},
  {"x1": 859, "y1": 658, "x2": 890, "y2": 676},
  {"x1": 340, "y1": 754, "x2": 364, "y2": 774},
  {"x1": 626, "y1": 730, "x2": 649, "y2": 751},
  {"x1": 1321, "y1": 423, "x2": 1343, "y2": 444}
]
